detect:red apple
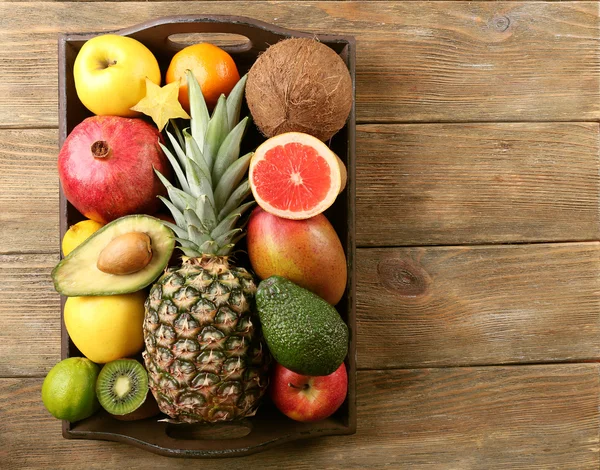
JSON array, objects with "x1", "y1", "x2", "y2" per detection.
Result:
[
  {"x1": 270, "y1": 362, "x2": 347, "y2": 422},
  {"x1": 58, "y1": 116, "x2": 171, "y2": 224}
]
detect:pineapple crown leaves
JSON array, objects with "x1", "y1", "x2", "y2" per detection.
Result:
[{"x1": 156, "y1": 71, "x2": 254, "y2": 257}]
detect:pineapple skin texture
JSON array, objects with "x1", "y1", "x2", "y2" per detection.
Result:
[{"x1": 143, "y1": 255, "x2": 270, "y2": 423}]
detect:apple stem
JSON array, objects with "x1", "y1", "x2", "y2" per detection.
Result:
[
  {"x1": 100, "y1": 59, "x2": 117, "y2": 69},
  {"x1": 91, "y1": 140, "x2": 111, "y2": 159},
  {"x1": 288, "y1": 383, "x2": 310, "y2": 391}
]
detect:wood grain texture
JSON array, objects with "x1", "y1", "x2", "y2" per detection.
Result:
[
  {"x1": 357, "y1": 243, "x2": 600, "y2": 369},
  {"x1": 357, "y1": 122, "x2": 600, "y2": 246},
  {"x1": 0, "y1": 2, "x2": 598, "y2": 127},
  {"x1": 5, "y1": 244, "x2": 600, "y2": 376},
  {"x1": 0, "y1": 254, "x2": 61, "y2": 377},
  {"x1": 2, "y1": 0, "x2": 578, "y2": 2},
  {"x1": 2, "y1": 365, "x2": 598, "y2": 469},
  {"x1": 1, "y1": 2, "x2": 598, "y2": 467},
  {"x1": 0, "y1": 129, "x2": 59, "y2": 253}
]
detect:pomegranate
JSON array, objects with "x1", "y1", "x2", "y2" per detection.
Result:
[{"x1": 58, "y1": 116, "x2": 171, "y2": 223}]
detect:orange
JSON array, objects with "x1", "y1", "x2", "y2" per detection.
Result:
[{"x1": 166, "y1": 43, "x2": 240, "y2": 111}]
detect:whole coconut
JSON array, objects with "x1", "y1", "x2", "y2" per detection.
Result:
[{"x1": 246, "y1": 38, "x2": 352, "y2": 142}]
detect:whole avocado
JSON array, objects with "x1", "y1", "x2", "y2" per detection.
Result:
[{"x1": 256, "y1": 275, "x2": 348, "y2": 376}]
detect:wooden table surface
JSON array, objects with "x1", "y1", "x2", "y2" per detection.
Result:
[{"x1": 2, "y1": 1, "x2": 600, "y2": 469}]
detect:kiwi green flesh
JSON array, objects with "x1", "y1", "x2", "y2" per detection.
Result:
[
  {"x1": 52, "y1": 215, "x2": 175, "y2": 296},
  {"x1": 96, "y1": 359, "x2": 149, "y2": 416}
]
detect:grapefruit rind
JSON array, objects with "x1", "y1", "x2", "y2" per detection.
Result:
[
  {"x1": 335, "y1": 153, "x2": 347, "y2": 194},
  {"x1": 249, "y1": 132, "x2": 344, "y2": 220}
]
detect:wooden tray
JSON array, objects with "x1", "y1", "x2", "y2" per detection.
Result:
[{"x1": 58, "y1": 15, "x2": 356, "y2": 458}]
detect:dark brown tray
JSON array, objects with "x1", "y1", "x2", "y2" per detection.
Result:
[{"x1": 58, "y1": 15, "x2": 356, "y2": 458}]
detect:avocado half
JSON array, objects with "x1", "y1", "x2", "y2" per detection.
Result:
[{"x1": 52, "y1": 215, "x2": 175, "y2": 296}]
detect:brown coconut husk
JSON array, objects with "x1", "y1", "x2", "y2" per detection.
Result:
[{"x1": 246, "y1": 38, "x2": 352, "y2": 142}]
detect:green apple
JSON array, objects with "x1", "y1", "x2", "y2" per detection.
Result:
[{"x1": 73, "y1": 34, "x2": 161, "y2": 117}]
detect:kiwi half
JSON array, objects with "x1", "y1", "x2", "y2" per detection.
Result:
[{"x1": 96, "y1": 359, "x2": 149, "y2": 416}]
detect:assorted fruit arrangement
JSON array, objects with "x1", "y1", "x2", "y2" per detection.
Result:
[{"x1": 43, "y1": 31, "x2": 353, "y2": 428}]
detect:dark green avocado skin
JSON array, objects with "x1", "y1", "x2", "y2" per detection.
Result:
[{"x1": 256, "y1": 276, "x2": 348, "y2": 376}]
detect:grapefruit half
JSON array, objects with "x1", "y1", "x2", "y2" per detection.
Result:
[{"x1": 249, "y1": 132, "x2": 346, "y2": 220}]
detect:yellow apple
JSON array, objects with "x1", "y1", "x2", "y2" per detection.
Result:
[
  {"x1": 73, "y1": 34, "x2": 161, "y2": 117},
  {"x1": 64, "y1": 292, "x2": 146, "y2": 364}
]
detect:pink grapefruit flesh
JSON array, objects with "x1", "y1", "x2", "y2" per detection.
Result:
[{"x1": 249, "y1": 132, "x2": 344, "y2": 220}]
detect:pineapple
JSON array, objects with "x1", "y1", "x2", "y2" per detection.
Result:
[{"x1": 143, "y1": 71, "x2": 270, "y2": 423}]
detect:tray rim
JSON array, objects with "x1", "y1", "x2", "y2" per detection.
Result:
[{"x1": 58, "y1": 14, "x2": 357, "y2": 458}]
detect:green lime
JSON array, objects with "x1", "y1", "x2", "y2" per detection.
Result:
[{"x1": 41, "y1": 357, "x2": 101, "y2": 422}]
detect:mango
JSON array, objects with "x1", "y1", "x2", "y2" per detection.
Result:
[{"x1": 247, "y1": 207, "x2": 347, "y2": 305}]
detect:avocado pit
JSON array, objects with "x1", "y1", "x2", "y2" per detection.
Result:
[{"x1": 97, "y1": 232, "x2": 153, "y2": 275}]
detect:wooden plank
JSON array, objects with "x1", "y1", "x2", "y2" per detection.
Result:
[
  {"x1": 4, "y1": 243, "x2": 600, "y2": 376},
  {"x1": 0, "y1": 129, "x2": 59, "y2": 253},
  {"x1": 0, "y1": 2, "x2": 598, "y2": 127},
  {"x1": 357, "y1": 243, "x2": 600, "y2": 369},
  {"x1": 2, "y1": 365, "x2": 598, "y2": 468},
  {"x1": 2, "y1": 122, "x2": 598, "y2": 254},
  {"x1": 0, "y1": 254, "x2": 61, "y2": 377},
  {"x1": 3, "y1": 0, "x2": 579, "y2": 2},
  {"x1": 357, "y1": 122, "x2": 600, "y2": 246}
]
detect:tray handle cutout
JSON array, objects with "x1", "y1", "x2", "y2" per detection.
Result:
[
  {"x1": 166, "y1": 421, "x2": 253, "y2": 441},
  {"x1": 118, "y1": 15, "x2": 316, "y2": 56},
  {"x1": 166, "y1": 33, "x2": 251, "y2": 53}
]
